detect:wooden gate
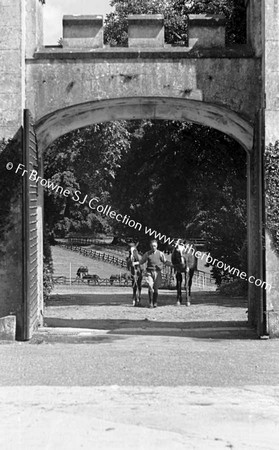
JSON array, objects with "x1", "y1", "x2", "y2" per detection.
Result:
[{"x1": 22, "y1": 109, "x2": 39, "y2": 340}]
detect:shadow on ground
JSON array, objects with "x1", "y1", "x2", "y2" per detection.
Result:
[
  {"x1": 47, "y1": 291, "x2": 247, "y2": 309},
  {"x1": 41, "y1": 290, "x2": 255, "y2": 342},
  {"x1": 30, "y1": 332, "x2": 126, "y2": 345},
  {"x1": 42, "y1": 317, "x2": 256, "y2": 341}
]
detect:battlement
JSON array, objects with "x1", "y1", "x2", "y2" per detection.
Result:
[
  {"x1": 63, "y1": 15, "x2": 103, "y2": 48},
  {"x1": 61, "y1": 14, "x2": 226, "y2": 49}
]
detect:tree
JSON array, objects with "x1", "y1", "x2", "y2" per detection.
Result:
[
  {"x1": 111, "y1": 119, "x2": 247, "y2": 275},
  {"x1": 43, "y1": 122, "x2": 131, "y2": 236}
]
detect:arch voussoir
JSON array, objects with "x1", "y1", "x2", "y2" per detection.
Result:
[{"x1": 35, "y1": 97, "x2": 253, "y2": 153}]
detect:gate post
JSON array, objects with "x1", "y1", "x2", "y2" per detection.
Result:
[
  {"x1": 247, "y1": 110, "x2": 266, "y2": 335},
  {"x1": 246, "y1": 0, "x2": 279, "y2": 337}
]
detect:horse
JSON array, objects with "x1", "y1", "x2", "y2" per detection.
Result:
[
  {"x1": 126, "y1": 243, "x2": 143, "y2": 307},
  {"x1": 76, "y1": 266, "x2": 88, "y2": 279},
  {"x1": 83, "y1": 274, "x2": 100, "y2": 285},
  {"x1": 109, "y1": 273, "x2": 131, "y2": 285},
  {"x1": 171, "y1": 239, "x2": 197, "y2": 306}
]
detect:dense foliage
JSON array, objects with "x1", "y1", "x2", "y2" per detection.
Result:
[
  {"x1": 43, "y1": 226, "x2": 54, "y2": 301},
  {"x1": 0, "y1": 137, "x2": 25, "y2": 277},
  {"x1": 44, "y1": 122, "x2": 131, "y2": 237},
  {"x1": 104, "y1": 0, "x2": 246, "y2": 46},
  {"x1": 265, "y1": 141, "x2": 279, "y2": 255},
  {"x1": 110, "y1": 120, "x2": 247, "y2": 269},
  {"x1": 0, "y1": 138, "x2": 55, "y2": 300}
]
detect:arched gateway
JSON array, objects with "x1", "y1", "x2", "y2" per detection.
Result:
[{"x1": 0, "y1": 0, "x2": 278, "y2": 339}]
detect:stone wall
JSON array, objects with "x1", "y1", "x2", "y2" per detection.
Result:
[
  {"x1": 26, "y1": 50, "x2": 261, "y2": 126},
  {"x1": 0, "y1": 0, "x2": 25, "y2": 139},
  {"x1": 264, "y1": 0, "x2": 279, "y2": 336},
  {"x1": 245, "y1": 0, "x2": 263, "y2": 57}
]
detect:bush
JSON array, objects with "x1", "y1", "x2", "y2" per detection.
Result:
[
  {"x1": 43, "y1": 227, "x2": 54, "y2": 301},
  {"x1": 265, "y1": 141, "x2": 279, "y2": 255},
  {"x1": 217, "y1": 279, "x2": 248, "y2": 296}
]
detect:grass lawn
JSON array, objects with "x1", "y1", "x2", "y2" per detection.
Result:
[{"x1": 51, "y1": 246, "x2": 129, "y2": 279}]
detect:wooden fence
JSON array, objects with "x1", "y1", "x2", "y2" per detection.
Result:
[
  {"x1": 55, "y1": 243, "x2": 215, "y2": 290},
  {"x1": 59, "y1": 243, "x2": 127, "y2": 268}
]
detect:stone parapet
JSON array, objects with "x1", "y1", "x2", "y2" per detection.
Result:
[
  {"x1": 188, "y1": 15, "x2": 226, "y2": 48},
  {"x1": 62, "y1": 15, "x2": 103, "y2": 48},
  {"x1": 128, "y1": 15, "x2": 164, "y2": 48},
  {"x1": 59, "y1": 13, "x2": 228, "y2": 50},
  {"x1": 267, "y1": 312, "x2": 279, "y2": 338}
]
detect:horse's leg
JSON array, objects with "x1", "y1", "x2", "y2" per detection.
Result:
[
  {"x1": 147, "y1": 274, "x2": 154, "y2": 307},
  {"x1": 131, "y1": 275, "x2": 137, "y2": 306},
  {"x1": 187, "y1": 269, "x2": 194, "y2": 306},
  {"x1": 137, "y1": 274, "x2": 142, "y2": 306},
  {"x1": 176, "y1": 272, "x2": 182, "y2": 305},
  {"x1": 134, "y1": 274, "x2": 140, "y2": 306},
  {"x1": 185, "y1": 270, "x2": 190, "y2": 306}
]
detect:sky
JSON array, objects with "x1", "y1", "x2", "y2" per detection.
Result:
[{"x1": 43, "y1": 0, "x2": 113, "y2": 45}]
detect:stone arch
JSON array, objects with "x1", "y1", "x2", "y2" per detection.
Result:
[
  {"x1": 35, "y1": 97, "x2": 253, "y2": 154},
  {"x1": 35, "y1": 95, "x2": 258, "y2": 330}
]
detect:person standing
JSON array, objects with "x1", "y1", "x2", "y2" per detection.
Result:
[{"x1": 139, "y1": 239, "x2": 171, "y2": 308}]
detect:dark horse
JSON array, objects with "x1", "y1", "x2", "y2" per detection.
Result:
[
  {"x1": 171, "y1": 240, "x2": 197, "y2": 306},
  {"x1": 126, "y1": 244, "x2": 143, "y2": 307}
]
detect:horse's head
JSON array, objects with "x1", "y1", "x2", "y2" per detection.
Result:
[
  {"x1": 171, "y1": 239, "x2": 186, "y2": 269},
  {"x1": 128, "y1": 242, "x2": 139, "y2": 260},
  {"x1": 127, "y1": 242, "x2": 141, "y2": 274},
  {"x1": 173, "y1": 239, "x2": 185, "y2": 255}
]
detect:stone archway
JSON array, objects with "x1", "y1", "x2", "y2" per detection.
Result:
[
  {"x1": 36, "y1": 97, "x2": 253, "y2": 153},
  {"x1": 35, "y1": 96, "x2": 263, "y2": 333},
  {"x1": 2, "y1": 0, "x2": 278, "y2": 338}
]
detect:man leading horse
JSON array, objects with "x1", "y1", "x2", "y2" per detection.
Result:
[{"x1": 139, "y1": 239, "x2": 172, "y2": 308}]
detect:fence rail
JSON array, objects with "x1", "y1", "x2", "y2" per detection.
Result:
[
  {"x1": 52, "y1": 274, "x2": 215, "y2": 290},
  {"x1": 58, "y1": 243, "x2": 128, "y2": 268},
  {"x1": 52, "y1": 276, "x2": 131, "y2": 287},
  {"x1": 60, "y1": 236, "x2": 207, "y2": 248}
]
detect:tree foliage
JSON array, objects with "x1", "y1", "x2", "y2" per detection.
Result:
[
  {"x1": 44, "y1": 117, "x2": 248, "y2": 284},
  {"x1": 265, "y1": 141, "x2": 279, "y2": 255},
  {"x1": 44, "y1": 122, "x2": 131, "y2": 236},
  {"x1": 104, "y1": 0, "x2": 246, "y2": 46},
  {"x1": 110, "y1": 120, "x2": 247, "y2": 274}
]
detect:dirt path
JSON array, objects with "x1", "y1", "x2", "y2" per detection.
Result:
[{"x1": 44, "y1": 288, "x2": 248, "y2": 333}]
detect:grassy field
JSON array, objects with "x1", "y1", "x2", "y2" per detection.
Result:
[{"x1": 51, "y1": 246, "x2": 130, "y2": 279}]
